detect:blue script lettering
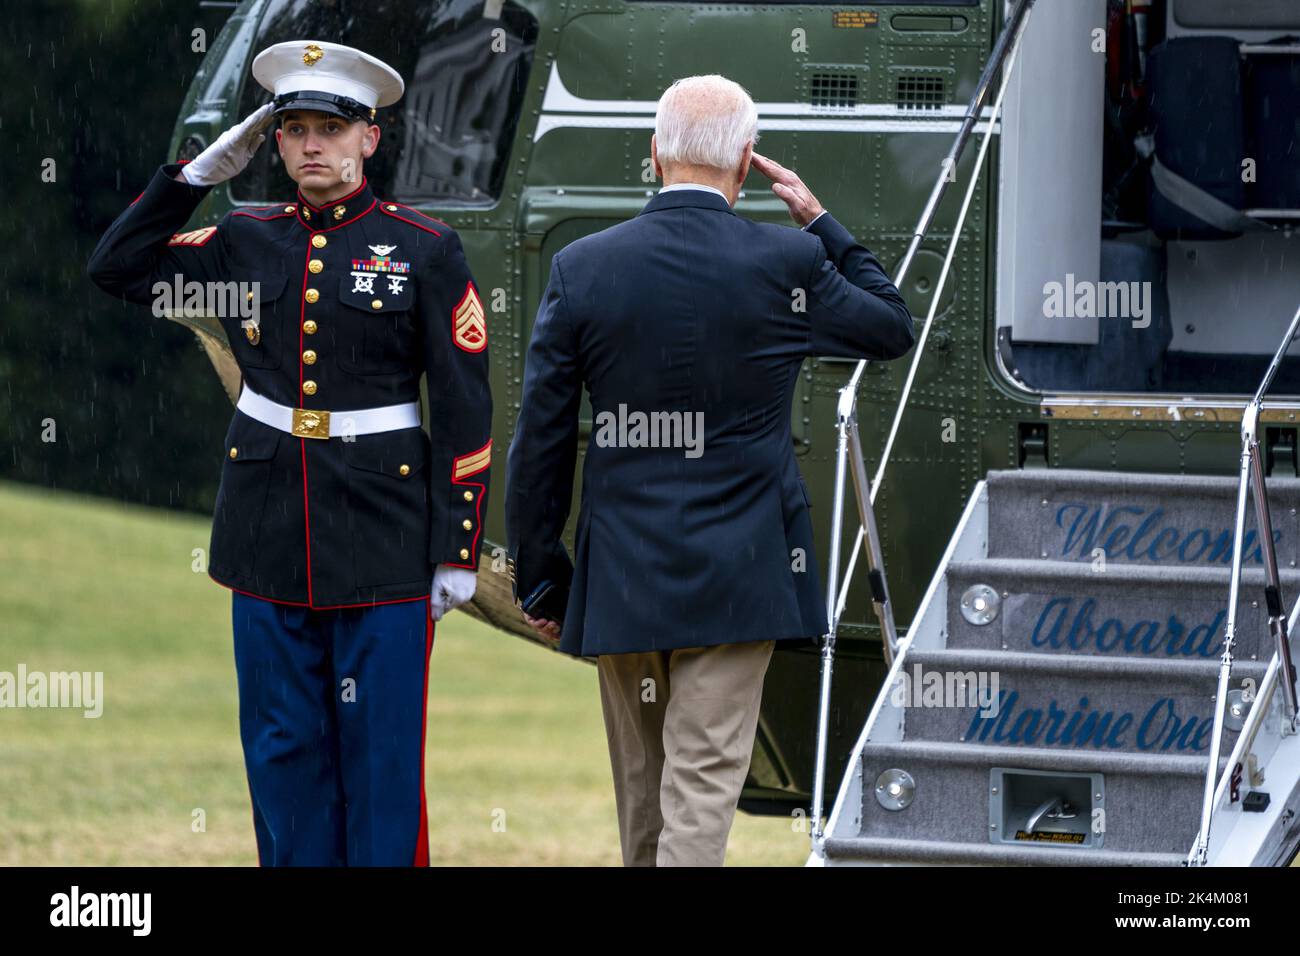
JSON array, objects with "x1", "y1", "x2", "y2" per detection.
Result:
[
  {"x1": 965, "y1": 691, "x2": 1212, "y2": 751},
  {"x1": 1054, "y1": 503, "x2": 1279, "y2": 564},
  {"x1": 1030, "y1": 597, "x2": 1225, "y2": 658}
]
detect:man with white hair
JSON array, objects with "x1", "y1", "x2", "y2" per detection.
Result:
[{"x1": 506, "y1": 75, "x2": 914, "y2": 865}]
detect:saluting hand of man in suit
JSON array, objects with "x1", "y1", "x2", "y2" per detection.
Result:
[{"x1": 751, "y1": 151, "x2": 825, "y2": 226}]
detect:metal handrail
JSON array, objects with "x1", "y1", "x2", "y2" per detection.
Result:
[
  {"x1": 829, "y1": 0, "x2": 1038, "y2": 629},
  {"x1": 808, "y1": 0, "x2": 1039, "y2": 856},
  {"x1": 1187, "y1": 613, "x2": 1292, "y2": 866},
  {"x1": 1189, "y1": 302, "x2": 1300, "y2": 866}
]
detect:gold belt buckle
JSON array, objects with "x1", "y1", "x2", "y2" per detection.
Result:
[{"x1": 291, "y1": 407, "x2": 331, "y2": 439}]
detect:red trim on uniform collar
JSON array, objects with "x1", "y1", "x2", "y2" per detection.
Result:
[
  {"x1": 308, "y1": 198, "x2": 378, "y2": 233},
  {"x1": 296, "y1": 176, "x2": 369, "y2": 212},
  {"x1": 294, "y1": 177, "x2": 373, "y2": 230}
]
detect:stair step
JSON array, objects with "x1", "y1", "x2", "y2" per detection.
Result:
[
  {"x1": 823, "y1": 836, "x2": 1186, "y2": 866},
  {"x1": 821, "y1": 467, "x2": 1299, "y2": 866},
  {"x1": 853, "y1": 739, "x2": 1222, "y2": 856},
  {"x1": 985, "y1": 468, "x2": 1300, "y2": 568},
  {"x1": 895, "y1": 648, "x2": 1267, "y2": 756},
  {"x1": 945, "y1": 558, "x2": 1297, "y2": 662}
]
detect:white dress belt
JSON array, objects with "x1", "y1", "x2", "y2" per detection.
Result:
[{"x1": 236, "y1": 384, "x2": 420, "y2": 439}]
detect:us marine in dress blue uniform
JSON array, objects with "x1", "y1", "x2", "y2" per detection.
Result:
[{"x1": 86, "y1": 41, "x2": 492, "y2": 865}]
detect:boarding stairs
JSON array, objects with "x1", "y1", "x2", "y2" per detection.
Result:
[
  {"x1": 804, "y1": 0, "x2": 1300, "y2": 866},
  {"x1": 814, "y1": 469, "x2": 1300, "y2": 866}
]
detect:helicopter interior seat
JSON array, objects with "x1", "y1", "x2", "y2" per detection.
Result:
[
  {"x1": 1134, "y1": 29, "x2": 1300, "y2": 395},
  {"x1": 1007, "y1": 3, "x2": 1300, "y2": 396},
  {"x1": 1159, "y1": 0, "x2": 1300, "y2": 225},
  {"x1": 1145, "y1": 34, "x2": 1300, "y2": 241}
]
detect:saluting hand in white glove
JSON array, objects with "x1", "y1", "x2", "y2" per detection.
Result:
[
  {"x1": 430, "y1": 564, "x2": 477, "y2": 622},
  {"x1": 179, "y1": 103, "x2": 277, "y2": 188}
]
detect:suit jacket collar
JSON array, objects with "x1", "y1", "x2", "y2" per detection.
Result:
[{"x1": 638, "y1": 187, "x2": 736, "y2": 217}]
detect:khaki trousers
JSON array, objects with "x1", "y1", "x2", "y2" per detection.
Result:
[{"x1": 596, "y1": 640, "x2": 775, "y2": 866}]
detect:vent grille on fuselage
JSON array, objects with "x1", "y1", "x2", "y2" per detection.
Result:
[
  {"x1": 896, "y1": 74, "x2": 946, "y2": 110},
  {"x1": 810, "y1": 72, "x2": 860, "y2": 109}
]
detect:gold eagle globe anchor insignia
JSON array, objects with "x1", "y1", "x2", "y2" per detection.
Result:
[{"x1": 291, "y1": 408, "x2": 331, "y2": 440}]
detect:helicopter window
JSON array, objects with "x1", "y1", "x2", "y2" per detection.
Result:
[{"x1": 230, "y1": 0, "x2": 538, "y2": 206}]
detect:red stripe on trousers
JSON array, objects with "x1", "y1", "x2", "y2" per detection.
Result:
[{"x1": 414, "y1": 596, "x2": 433, "y2": 866}]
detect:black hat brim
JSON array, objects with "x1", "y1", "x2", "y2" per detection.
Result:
[{"x1": 272, "y1": 91, "x2": 375, "y2": 122}]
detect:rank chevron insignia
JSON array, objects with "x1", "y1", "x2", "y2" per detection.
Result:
[
  {"x1": 167, "y1": 226, "x2": 217, "y2": 247},
  {"x1": 452, "y1": 282, "x2": 486, "y2": 353},
  {"x1": 452, "y1": 439, "x2": 492, "y2": 480}
]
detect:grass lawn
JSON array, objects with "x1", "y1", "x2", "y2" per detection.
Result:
[{"x1": 0, "y1": 479, "x2": 808, "y2": 866}]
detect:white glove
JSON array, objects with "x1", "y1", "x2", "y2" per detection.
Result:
[
  {"x1": 430, "y1": 564, "x2": 477, "y2": 621},
  {"x1": 180, "y1": 103, "x2": 276, "y2": 187}
]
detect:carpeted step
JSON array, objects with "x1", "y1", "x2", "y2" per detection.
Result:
[
  {"x1": 823, "y1": 835, "x2": 1186, "y2": 866},
  {"x1": 822, "y1": 466, "x2": 1297, "y2": 867},
  {"x1": 985, "y1": 468, "x2": 1300, "y2": 568},
  {"x1": 895, "y1": 648, "x2": 1268, "y2": 756},
  {"x1": 944, "y1": 558, "x2": 1300, "y2": 662},
  {"x1": 852, "y1": 739, "x2": 1222, "y2": 857}
]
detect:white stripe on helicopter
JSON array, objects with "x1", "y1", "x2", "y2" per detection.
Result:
[{"x1": 534, "y1": 62, "x2": 1001, "y2": 142}]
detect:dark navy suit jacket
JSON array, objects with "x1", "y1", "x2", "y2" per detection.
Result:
[{"x1": 506, "y1": 187, "x2": 914, "y2": 657}]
